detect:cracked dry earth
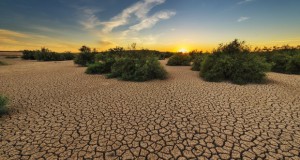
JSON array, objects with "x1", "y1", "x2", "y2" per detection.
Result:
[{"x1": 0, "y1": 58, "x2": 300, "y2": 160}]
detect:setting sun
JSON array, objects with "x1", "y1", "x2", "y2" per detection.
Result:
[{"x1": 178, "y1": 48, "x2": 188, "y2": 53}]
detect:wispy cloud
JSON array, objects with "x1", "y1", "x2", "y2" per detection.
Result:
[
  {"x1": 102, "y1": 0, "x2": 167, "y2": 33},
  {"x1": 79, "y1": 0, "x2": 175, "y2": 33},
  {"x1": 129, "y1": 11, "x2": 176, "y2": 32},
  {"x1": 98, "y1": 40, "x2": 114, "y2": 46},
  {"x1": 0, "y1": 29, "x2": 28, "y2": 38},
  {"x1": 271, "y1": 39, "x2": 300, "y2": 43},
  {"x1": 238, "y1": 0, "x2": 254, "y2": 5},
  {"x1": 237, "y1": 16, "x2": 250, "y2": 22},
  {"x1": 77, "y1": 0, "x2": 175, "y2": 49},
  {"x1": 79, "y1": 8, "x2": 102, "y2": 29}
]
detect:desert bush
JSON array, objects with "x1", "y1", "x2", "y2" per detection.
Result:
[
  {"x1": 86, "y1": 47, "x2": 168, "y2": 81},
  {"x1": 34, "y1": 48, "x2": 60, "y2": 61},
  {"x1": 108, "y1": 57, "x2": 167, "y2": 81},
  {"x1": 269, "y1": 53, "x2": 291, "y2": 73},
  {"x1": 96, "y1": 47, "x2": 171, "y2": 61},
  {"x1": 22, "y1": 50, "x2": 36, "y2": 60},
  {"x1": 201, "y1": 54, "x2": 234, "y2": 82},
  {"x1": 286, "y1": 54, "x2": 300, "y2": 74},
  {"x1": 159, "y1": 52, "x2": 173, "y2": 60},
  {"x1": 189, "y1": 50, "x2": 203, "y2": 60},
  {"x1": 255, "y1": 46, "x2": 300, "y2": 74},
  {"x1": 0, "y1": 95, "x2": 8, "y2": 116},
  {"x1": 86, "y1": 62, "x2": 108, "y2": 74},
  {"x1": 191, "y1": 54, "x2": 208, "y2": 71},
  {"x1": 85, "y1": 57, "x2": 115, "y2": 75},
  {"x1": 22, "y1": 48, "x2": 75, "y2": 61},
  {"x1": 74, "y1": 46, "x2": 96, "y2": 66},
  {"x1": 230, "y1": 54, "x2": 271, "y2": 84},
  {"x1": 59, "y1": 52, "x2": 75, "y2": 61},
  {"x1": 167, "y1": 54, "x2": 191, "y2": 66},
  {"x1": 201, "y1": 39, "x2": 271, "y2": 84}
]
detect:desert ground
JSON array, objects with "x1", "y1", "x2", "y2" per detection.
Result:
[
  {"x1": 0, "y1": 52, "x2": 22, "y2": 57},
  {"x1": 0, "y1": 57, "x2": 300, "y2": 160}
]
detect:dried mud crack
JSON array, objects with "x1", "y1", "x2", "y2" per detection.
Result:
[{"x1": 0, "y1": 59, "x2": 300, "y2": 159}]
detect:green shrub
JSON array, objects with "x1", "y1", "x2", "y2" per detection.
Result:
[
  {"x1": 0, "y1": 95, "x2": 8, "y2": 116},
  {"x1": 191, "y1": 54, "x2": 208, "y2": 71},
  {"x1": 95, "y1": 52, "x2": 115, "y2": 62},
  {"x1": 22, "y1": 48, "x2": 75, "y2": 61},
  {"x1": 86, "y1": 62, "x2": 107, "y2": 74},
  {"x1": 85, "y1": 58, "x2": 114, "y2": 74},
  {"x1": 201, "y1": 54, "x2": 234, "y2": 82},
  {"x1": 85, "y1": 47, "x2": 168, "y2": 81},
  {"x1": 159, "y1": 52, "x2": 173, "y2": 60},
  {"x1": 108, "y1": 57, "x2": 167, "y2": 81},
  {"x1": 96, "y1": 47, "x2": 172, "y2": 61},
  {"x1": 22, "y1": 50, "x2": 36, "y2": 60},
  {"x1": 167, "y1": 54, "x2": 191, "y2": 66},
  {"x1": 230, "y1": 54, "x2": 271, "y2": 84},
  {"x1": 201, "y1": 40, "x2": 271, "y2": 84},
  {"x1": 286, "y1": 54, "x2": 300, "y2": 74},
  {"x1": 74, "y1": 46, "x2": 96, "y2": 66},
  {"x1": 59, "y1": 52, "x2": 75, "y2": 61},
  {"x1": 34, "y1": 48, "x2": 60, "y2": 61},
  {"x1": 255, "y1": 46, "x2": 300, "y2": 74},
  {"x1": 270, "y1": 53, "x2": 291, "y2": 73}
]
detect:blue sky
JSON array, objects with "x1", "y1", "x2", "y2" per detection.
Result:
[{"x1": 0, "y1": 0, "x2": 300, "y2": 51}]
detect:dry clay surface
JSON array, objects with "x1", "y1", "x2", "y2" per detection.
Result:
[{"x1": 0, "y1": 58, "x2": 300, "y2": 160}]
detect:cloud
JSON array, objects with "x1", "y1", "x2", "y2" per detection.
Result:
[
  {"x1": 237, "y1": 16, "x2": 250, "y2": 22},
  {"x1": 129, "y1": 11, "x2": 176, "y2": 32},
  {"x1": 238, "y1": 0, "x2": 254, "y2": 5},
  {"x1": 101, "y1": 0, "x2": 166, "y2": 33},
  {"x1": 79, "y1": 8, "x2": 102, "y2": 29},
  {"x1": 0, "y1": 29, "x2": 80, "y2": 51},
  {"x1": 271, "y1": 39, "x2": 300, "y2": 43},
  {"x1": 98, "y1": 40, "x2": 113, "y2": 46},
  {"x1": 118, "y1": 34, "x2": 162, "y2": 45},
  {"x1": 77, "y1": 0, "x2": 175, "y2": 49},
  {"x1": 0, "y1": 29, "x2": 28, "y2": 38}
]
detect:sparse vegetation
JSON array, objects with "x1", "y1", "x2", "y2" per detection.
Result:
[
  {"x1": 59, "y1": 52, "x2": 76, "y2": 61},
  {"x1": 108, "y1": 57, "x2": 167, "y2": 81},
  {"x1": 86, "y1": 62, "x2": 112, "y2": 74},
  {"x1": 256, "y1": 46, "x2": 300, "y2": 74},
  {"x1": 85, "y1": 62, "x2": 106, "y2": 74},
  {"x1": 97, "y1": 47, "x2": 172, "y2": 60},
  {"x1": 286, "y1": 54, "x2": 300, "y2": 74},
  {"x1": 167, "y1": 53, "x2": 191, "y2": 66},
  {"x1": 22, "y1": 50, "x2": 36, "y2": 60},
  {"x1": 74, "y1": 46, "x2": 96, "y2": 66},
  {"x1": 190, "y1": 51, "x2": 208, "y2": 71},
  {"x1": 22, "y1": 48, "x2": 75, "y2": 61},
  {"x1": 0, "y1": 95, "x2": 8, "y2": 116},
  {"x1": 84, "y1": 46, "x2": 168, "y2": 81},
  {"x1": 200, "y1": 39, "x2": 271, "y2": 84}
]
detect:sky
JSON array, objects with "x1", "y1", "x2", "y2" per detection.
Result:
[{"x1": 0, "y1": 0, "x2": 300, "y2": 52}]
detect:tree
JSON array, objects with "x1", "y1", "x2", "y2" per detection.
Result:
[{"x1": 79, "y1": 46, "x2": 91, "y2": 53}]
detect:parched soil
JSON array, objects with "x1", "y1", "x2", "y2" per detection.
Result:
[
  {"x1": 0, "y1": 58, "x2": 300, "y2": 159},
  {"x1": 0, "y1": 51, "x2": 22, "y2": 56}
]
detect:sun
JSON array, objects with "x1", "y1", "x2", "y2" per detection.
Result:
[{"x1": 178, "y1": 48, "x2": 188, "y2": 53}]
